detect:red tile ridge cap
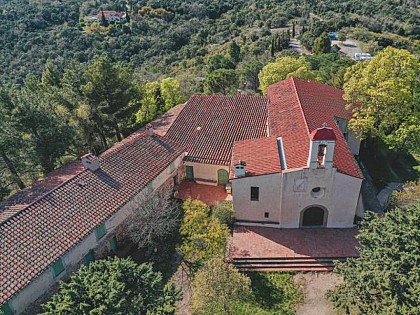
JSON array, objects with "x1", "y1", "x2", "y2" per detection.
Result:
[{"x1": 290, "y1": 77, "x2": 310, "y2": 136}]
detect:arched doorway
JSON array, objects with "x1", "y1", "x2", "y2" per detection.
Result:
[
  {"x1": 217, "y1": 169, "x2": 229, "y2": 185},
  {"x1": 301, "y1": 206, "x2": 327, "y2": 228}
]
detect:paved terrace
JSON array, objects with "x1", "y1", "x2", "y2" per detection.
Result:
[
  {"x1": 231, "y1": 226, "x2": 359, "y2": 259},
  {"x1": 177, "y1": 181, "x2": 232, "y2": 206}
]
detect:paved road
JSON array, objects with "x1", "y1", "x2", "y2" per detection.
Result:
[{"x1": 289, "y1": 37, "x2": 310, "y2": 55}]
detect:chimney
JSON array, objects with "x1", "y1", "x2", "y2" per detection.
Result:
[
  {"x1": 146, "y1": 123, "x2": 154, "y2": 137},
  {"x1": 81, "y1": 153, "x2": 100, "y2": 172},
  {"x1": 234, "y1": 160, "x2": 246, "y2": 177}
]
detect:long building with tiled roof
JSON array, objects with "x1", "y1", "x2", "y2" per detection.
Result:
[{"x1": 0, "y1": 130, "x2": 185, "y2": 314}]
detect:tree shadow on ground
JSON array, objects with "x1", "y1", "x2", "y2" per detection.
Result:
[{"x1": 359, "y1": 139, "x2": 419, "y2": 190}]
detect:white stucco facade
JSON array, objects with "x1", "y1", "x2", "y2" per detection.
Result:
[
  {"x1": 8, "y1": 153, "x2": 185, "y2": 315},
  {"x1": 232, "y1": 173, "x2": 282, "y2": 223},
  {"x1": 232, "y1": 167, "x2": 363, "y2": 229}
]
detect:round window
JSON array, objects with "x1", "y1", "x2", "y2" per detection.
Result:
[{"x1": 311, "y1": 187, "x2": 324, "y2": 198}]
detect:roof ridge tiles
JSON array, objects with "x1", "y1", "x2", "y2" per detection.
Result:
[{"x1": 290, "y1": 77, "x2": 311, "y2": 135}]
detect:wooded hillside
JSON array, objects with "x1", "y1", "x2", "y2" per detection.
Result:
[{"x1": 0, "y1": 0, "x2": 419, "y2": 85}]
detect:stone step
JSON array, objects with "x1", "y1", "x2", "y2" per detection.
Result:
[
  {"x1": 232, "y1": 256, "x2": 349, "y2": 272},
  {"x1": 233, "y1": 260, "x2": 334, "y2": 266},
  {"x1": 239, "y1": 266, "x2": 334, "y2": 272},
  {"x1": 233, "y1": 257, "x2": 347, "y2": 264}
]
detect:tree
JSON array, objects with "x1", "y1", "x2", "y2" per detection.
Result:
[
  {"x1": 135, "y1": 81, "x2": 163, "y2": 125},
  {"x1": 41, "y1": 59, "x2": 62, "y2": 88},
  {"x1": 128, "y1": 192, "x2": 181, "y2": 250},
  {"x1": 13, "y1": 77, "x2": 75, "y2": 174},
  {"x1": 343, "y1": 47, "x2": 420, "y2": 154},
  {"x1": 292, "y1": 21, "x2": 296, "y2": 37},
  {"x1": 327, "y1": 204, "x2": 420, "y2": 315},
  {"x1": 41, "y1": 257, "x2": 180, "y2": 314},
  {"x1": 191, "y1": 257, "x2": 252, "y2": 315},
  {"x1": 239, "y1": 59, "x2": 263, "y2": 91},
  {"x1": 82, "y1": 54, "x2": 137, "y2": 142},
  {"x1": 338, "y1": 32, "x2": 346, "y2": 43},
  {"x1": 204, "y1": 69, "x2": 238, "y2": 95},
  {"x1": 207, "y1": 54, "x2": 235, "y2": 72},
  {"x1": 228, "y1": 41, "x2": 241, "y2": 64},
  {"x1": 160, "y1": 77, "x2": 184, "y2": 111},
  {"x1": 212, "y1": 201, "x2": 235, "y2": 226},
  {"x1": 179, "y1": 199, "x2": 230, "y2": 270},
  {"x1": 0, "y1": 88, "x2": 25, "y2": 191},
  {"x1": 312, "y1": 32, "x2": 332, "y2": 54},
  {"x1": 258, "y1": 56, "x2": 316, "y2": 93}
]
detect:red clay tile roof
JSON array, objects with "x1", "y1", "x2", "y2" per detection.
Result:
[
  {"x1": 267, "y1": 78, "x2": 363, "y2": 179},
  {"x1": 310, "y1": 127, "x2": 337, "y2": 141},
  {"x1": 230, "y1": 137, "x2": 281, "y2": 179},
  {"x1": 0, "y1": 162, "x2": 85, "y2": 222},
  {"x1": 165, "y1": 95, "x2": 269, "y2": 165},
  {"x1": 0, "y1": 132, "x2": 184, "y2": 306},
  {"x1": 151, "y1": 103, "x2": 186, "y2": 137}
]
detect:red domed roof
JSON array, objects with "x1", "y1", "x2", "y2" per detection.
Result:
[{"x1": 310, "y1": 127, "x2": 337, "y2": 141}]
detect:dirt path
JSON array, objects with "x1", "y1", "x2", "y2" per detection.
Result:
[
  {"x1": 173, "y1": 264, "x2": 192, "y2": 315},
  {"x1": 294, "y1": 272, "x2": 342, "y2": 315}
]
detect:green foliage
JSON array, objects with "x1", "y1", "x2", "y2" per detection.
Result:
[
  {"x1": 136, "y1": 81, "x2": 162, "y2": 125},
  {"x1": 306, "y1": 53, "x2": 355, "y2": 88},
  {"x1": 389, "y1": 181, "x2": 420, "y2": 211},
  {"x1": 246, "y1": 272, "x2": 303, "y2": 315},
  {"x1": 204, "y1": 69, "x2": 238, "y2": 95},
  {"x1": 179, "y1": 199, "x2": 229, "y2": 270},
  {"x1": 160, "y1": 78, "x2": 185, "y2": 111},
  {"x1": 313, "y1": 32, "x2": 332, "y2": 54},
  {"x1": 327, "y1": 203, "x2": 420, "y2": 315},
  {"x1": 228, "y1": 41, "x2": 241, "y2": 64},
  {"x1": 13, "y1": 77, "x2": 75, "y2": 174},
  {"x1": 344, "y1": 47, "x2": 420, "y2": 154},
  {"x1": 41, "y1": 257, "x2": 180, "y2": 314},
  {"x1": 212, "y1": 200, "x2": 235, "y2": 226},
  {"x1": 82, "y1": 54, "x2": 137, "y2": 142},
  {"x1": 207, "y1": 54, "x2": 235, "y2": 72},
  {"x1": 191, "y1": 268, "x2": 302, "y2": 315},
  {"x1": 258, "y1": 56, "x2": 315, "y2": 93},
  {"x1": 238, "y1": 59, "x2": 264, "y2": 91},
  {"x1": 191, "y1": 257, "x2": 252, "y2": 315},
  {"x1": 0, "y1": 0, "x2": 419, "y2": 86}
]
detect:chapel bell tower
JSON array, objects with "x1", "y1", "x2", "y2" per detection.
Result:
[{"x1": 307, "y1": 124, "x2": 337, "y2": 169}]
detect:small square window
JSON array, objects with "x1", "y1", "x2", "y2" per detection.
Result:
[
  {"x1": 52, "y1": 258, "x2": 65, "y2": 277},
  {"x1": 251, "y1": 187, "x2": 259, "y2": 201},
  {"x1": 95, "y1": 223, "x2": 106, "y2": 241},
  {"x1": 264, "y1": 212, "x2": 269, "y2": 218}
]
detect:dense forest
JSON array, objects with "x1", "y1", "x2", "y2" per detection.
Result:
[
  {"x1": 0, "y1": 0, "x2": 419, "y2": 201},
  {"x1": 0, "y1": 0, "x2": 419, "y2": 85}
]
